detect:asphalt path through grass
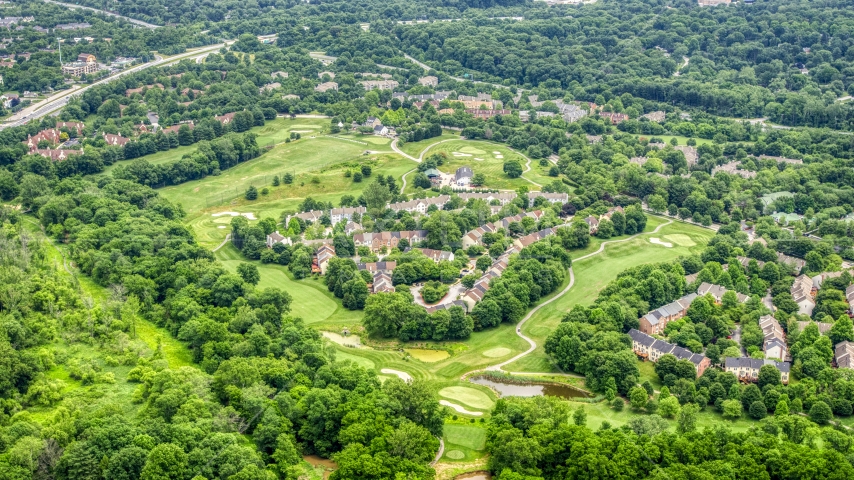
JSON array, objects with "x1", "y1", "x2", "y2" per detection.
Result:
[{"x1": 476, "y1": 218, "x2": 675, "y2": 377}]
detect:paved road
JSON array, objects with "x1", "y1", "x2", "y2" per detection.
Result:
[
  {"x1": 1, "y1": 43, "x2": 228, "y2": 130},
  {"x1": 43, "y1": 0, "x2": 161, "y2": 28},
  {"x1": 400, "y1": 168, "x2": 416, "y2": 194}
]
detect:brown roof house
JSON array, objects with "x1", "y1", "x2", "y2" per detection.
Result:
[
  {"x1": 629, "y1": 329, "x2": 711, "y2": 376},
  {"x1": 638, "y1": 293, "x2": 698, "y2": 335}
]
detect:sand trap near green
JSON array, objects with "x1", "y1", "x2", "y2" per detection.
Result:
[
  {"x1": 440, "y1": 400, "x2": 484, "y2": 416},
  {"x1": 405, "y1": 349, "x2": 450, "y2": 362},
  {"x1": 663, "y1": 234, "x2": 696, "y2": 246},
  {"x1": 438, "y1": 387, "x2": 495, "y2": 410},
  {"x1": 483, "y1": 347, "x2": 512, "y2": 358}
]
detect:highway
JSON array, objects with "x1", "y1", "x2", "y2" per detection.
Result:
[
  {"x1": 42, "y1": 0, "x2": 162, "y2": 29},
  {"x1": 1, "y1": 43, "x2": 229, "y2": 131}
]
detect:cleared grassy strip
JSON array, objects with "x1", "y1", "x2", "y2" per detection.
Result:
[
  {"x1": 215, "y1": 244, "x2": 363, "y2": 326},
  {"x1": 506, "y1": 219, "x2": 714, "y2": 372},
  {"x1": 442, "y1": 423, "x2": 488, "y2": 463}
]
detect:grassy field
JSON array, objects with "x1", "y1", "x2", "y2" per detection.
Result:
[
  {"x1": 103, "y1": 118, "x2": 330, "y2": 175},
  {"x1": 182, "y1": 152, "x2": 413, "y2": 249},
  {"x1": 505, "y1": 217, "x2": 715, "y2": 372},
  {"x1": 418, "y1": 139, "x2": 554, "y2": 190},
  {"x1": 398, "y1": 132, "x2": 462, "y2": 158},
  {"x1": 441, "y1": 423, "x2": 488, "y2": 463},
  {"x1": 215, "y1": 244, "x2": 364, "y2": 326}
]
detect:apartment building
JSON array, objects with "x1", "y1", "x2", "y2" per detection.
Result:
[
  {"x1": 638, "y1": 293, "x2": 698, "y2": 335},
  {"x1": 629, "y1": 329, "x2": 711, "y2": 377}
]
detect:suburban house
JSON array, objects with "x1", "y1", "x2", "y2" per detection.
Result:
[
  {"x1": 56, "y1": 121, "x2": 84, "y2": 135},
  {"x1": 314, "y1": 244, "x2": 336, "y2": 275},
  {"x1": 776, "y1": 252, "x2": 806, "y2": 272},
  {"x1": 847, "y1": 285, "x2": 854, "y2": 315},
  {"x1": 675, "y1": 145, "x2": 699, "y2": 166},
  {"x1": 629, "y1": 156, "x2": 647, "y2": 166},
  {"x1": 315, "y1": 82, "x2": 338, "y2": 93},
  {"x1": 598, "y1": 111, "x2": 629, "y2": 124},
  {"x1": 387, "y1": 195, "x2": 449, "y2": 214},
  {"x1": 638, "y1": 293, "x2": 698, "y2": 335},
  {"x1": 642, "y1": 111, "x2": 666, "y2": 122},
  {"x1": 712, "y1": 161, "x2": 757, "y2": 179},
  {"x1": 791, "y1": 274, "x2": 815, "y2": 316},
  {"x1": 344, "y1": 221, "x2": 363, "y2": 235},
  {"x1": 352, "y1": 230, "x2": 428, "y2": 252},
  {"x1": 361, "y1": 80, "x2": 399, "y2": 91},
  {"x1": 759, "y1": 315, "x2": 788, "y2": 361},
  {"x1": 418, "y1": 76, "x2": 438, "y2": 87},
  {"x1": 600, "y1": 206, "x2": 624, "y2": 221},
  {"x1": 455, "y1": 166, "x2": 473, "y2": 186},
  {"x1": 24, "y1": 129, "x2": 61, "y2": 150},
  {"x1": 103, "y1": 133, "x2": 129, "y2": 146},
  {"x1": 271, "y1": 71, "x2": 288, "y2": 79},
  {"x1": 512, "y1": 228, "x2": 557, "y2": 252},
  {"x1": 461, "y1": 211, "x2": 545, "y2": 249},
  {"x1": 697, "y1": 282, "x2": 750, "y2": 304},
  {"x1": 812, "y1": 271, "x2": 843, "y2": 290},
  {"x1": 31, "y1": 148, "x2": 83, "y2": 161},
  {"x1": 371, "y1": 272, "x2": 395, "y2": 293},
  {"x1": 408, "y1": 248, "x2": 454, "y2": 263},
  {"x1": 461, "y1": 253, "x2": 511, "y2": 310},
  {"x1": 465, "y1": 109, "x2": 511, "y2": 119},
  {"x1": 457, "y1": 192, "x2": 516, "y2": 205},
  {"x1": 735, "y1": 256, "x2": 765, "y2": 270},
  {"x1": 330, "y1": 206, "x2": 366, "y2": 225},
  {"x1": 215, "y1": 112, "x2": 236, "y2": 125},
  {"x1": 285, "y1": 210, "x2": 324, "y2": 225},
  {"x1": 373, "y1": 125, "x2": 389, "y2": 136},
  {"x1": 266, "y1": 231, "x2": 291, "y2": 248},
  {"x1": 796, "y1": 321, "x2": 833, "y2": 335},
  {"x1": 724, "y1": 357, "x2": 790, "y2": 384},
  {"x1": 584, "y1": 216, "x2": 599, "y2": 234},
  {"x1": 836, "y1": 342, "x2": 854, "y2": 369},
  {"x1": 160, "y1": 122, "x2": 195, "y2": 134},
  {"x1": 363, "y1": 116, "x2": 382, "y2": 128},
  {"x1": 318, "y1": 71, "x2": 335, "y2": 79},
  {"x1": 260, "y1": 82, "x2": 281, "y2": 93},
  {"x1": 527, "y1": 192, "x2": 569, "y2": 207},
  {"x1": 629, "y1": 329, "x2": 711, "y2": 377},
  {"x1": 357, "y1": 261, "x2": 397, "y2": 273},
  {"x1": 426, "y1": 300, "x2": 468, "y2": 314}
]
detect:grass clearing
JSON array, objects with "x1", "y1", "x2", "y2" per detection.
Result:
[
  {"x1": 442, "y1": 423, "x2": 487, "y2": 463},
  {"x1": 179, "y1": 152, "x2": 413, "y2": 249},
  {"x1": 506, "y1": 218, "x2": 714, "y2": 372},
  {"x1": 482, "y1": 347, "x2": 512, "y2": 358},
  {"x1": 439, "y1": 387, "x2": 495, "y2": 410},
  {"x1": 399, "y1": 132, "x2": 461, "y2": 157},
  {"x1": 421, "y1": 139, "x2": 551, "y2": 189},
  {"x1": 663, "y1": 234, "x2": 696, "y2": 246},
  {"x1": 216, "y1": 244, "x2": 363, "y2": 326},
  {"x1": 334, "y1": 350, "x2": 377, "y2": 370}
]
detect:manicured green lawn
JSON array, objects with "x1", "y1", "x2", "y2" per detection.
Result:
[
  {"x1": 215, "y1": 244, "x2": 364, "y2": 326},
  {"x1": 419, "y1": 139, "x2": 551, "y2": 190},
  {"x1": 181, "y1": 152, "x2": 413, "y2": 249},
  {"x1": 506, "y1": 218, "x2": 715, "y2": 372},
  {"x1": 442, "y1": 423, "x2": 488, "y2": 463},
  {"x1": 103, "y1": 118, "x2": 330, "y2": 175},
  {"x1": 580, "y1": 401, "x2": 754, "y2": 433},
  {"x1": 398, "y1": 132, "x2": 461, "y2": 158}
]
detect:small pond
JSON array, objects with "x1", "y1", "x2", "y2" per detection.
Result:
[{"x1": 470, "y1": 376, "x2": 590, "y2": 399}]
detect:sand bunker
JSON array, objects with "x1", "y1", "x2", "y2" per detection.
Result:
[
  {"x1": 493, "y1": 151, "x2": 501, "y2": 155},
  {"x1": 650, "y1": 238, "x2": 673, "y2": 248},
  {"x1": 495, "y1": 155, "x2": 504, "y2": 159},
  {"x1": 452, "y1": 152, "x2": 473, "y2": 157},
  {"x1": 440, "y1": 400, "x2": 484, "y2": 416},
  {"x1": 212, "y1": 211, "x2": 258, "y2": 220},
  {"x1": 217, "y1": 226, "x2": 226, "y2": 229},
  {"x1": 474, "y1": 157, "x2": 484, "y2": 161},
  {"x1": 405, "y1": 348, "x2": 450, "y2": 362},
  {"x1": 380, "y1": 369, "x2": 412, "y2": 382},
  {"x1": 291, "y1": 130, "x2": 314, "y2": 133},
  {"x1": 322, "y1": 331, "x2": 368, "y2": 349}
]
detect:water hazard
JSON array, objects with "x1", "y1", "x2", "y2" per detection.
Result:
[{"x1": 470, "y1": 376, "x2": 590, "y2": 399}]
